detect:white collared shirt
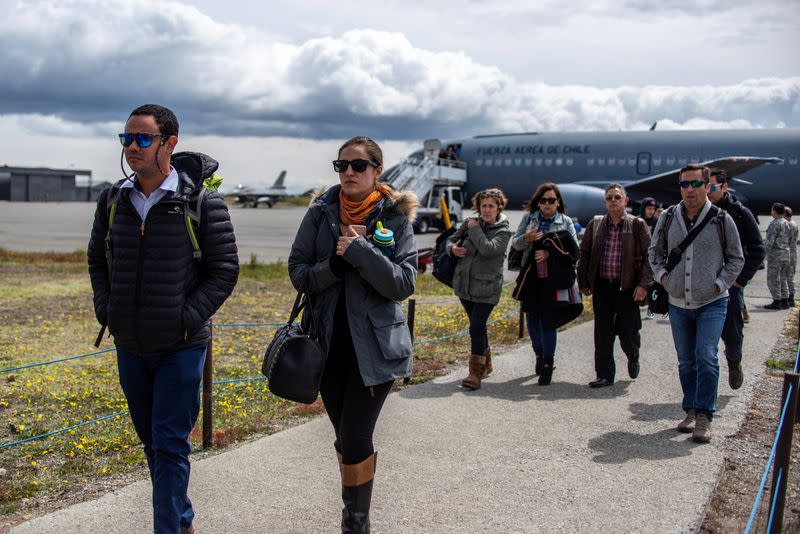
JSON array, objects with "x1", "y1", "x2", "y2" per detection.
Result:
[{"x1": 120, "y1": 168, "x2": 179, "y2": 221}]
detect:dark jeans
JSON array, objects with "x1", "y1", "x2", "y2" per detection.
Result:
[
  {"x1": 459, "y1": 298, "x2": 496, "y2": 355},
  {"x1": 592, "y1": 279, "x2": 641, "y2": 381},
  {"x1": 525, "y1": 309, "x2": 557, "y2": 358},
  {"x1": 117, "y1": 344, "x2": 207, "y2": 534},
  {"x1": 720, "y1": 285, "x2": 744, "y2": 364},
  {"x1": 321, "y1": 326, "x2": 392, "y2": 465}
]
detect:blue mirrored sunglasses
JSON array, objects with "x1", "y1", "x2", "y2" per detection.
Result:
[
  {"x1": 679, "y1": 179, "x2": 706, "y2": 189},
  {"x1": 118, "y1": 132, "x2": 167, "y2": 148}
]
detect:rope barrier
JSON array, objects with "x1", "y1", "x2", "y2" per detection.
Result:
[
  {"x1": 413, "y1": 307, "x2": 519, "y2": 345},
  {"x1": 0, "y1": 348, "x2": 116, "y2": 374},
  {"x1": 213, "y1": 322, "x2": 285, "y2": 327},
  {"x1": 744, "y1": 382, "x2": 794, "y2": 534},
  {"x1": 0, "y1": 410, "x2": 129, "y2": 451},
  {"x1": 213, "y1": 376, "x2": 266, "y2": 385}
]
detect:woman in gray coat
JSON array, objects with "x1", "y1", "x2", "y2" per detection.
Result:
[
  {"x1": 288, "y1": 136, "x2": 418, "y2": 533},
  {"x1": 446, "y1": 188, "x2": 512, "y2": 390}
]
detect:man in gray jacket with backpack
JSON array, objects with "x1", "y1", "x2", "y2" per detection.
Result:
[{"x1": 649, "y1": 164, "x2": 743, "y2": 444}]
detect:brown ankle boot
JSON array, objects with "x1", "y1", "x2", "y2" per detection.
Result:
[
  {"x1": 462, "y1": 355, "x2": 486, "y2": 390},
  {"x1": 482, "y1": 346, "x2": 492, "y2": 378}
]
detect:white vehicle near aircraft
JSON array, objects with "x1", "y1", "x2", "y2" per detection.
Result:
[
  {"x1": 227, "y1": 170, "x2": 288, "y2": 208},
  {"x1": 382, "y1": 128, "x2": 799, "y2": 230}
]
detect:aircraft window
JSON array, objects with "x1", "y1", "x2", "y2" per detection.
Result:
[
  {"x1": 653, "y1": 157, "x2": 662, "y2": 166},
  {"x1": 678, "y1": 157, "x2": 687, "y2": 165},
  {"x1": 524, "y1": 158, "x2": 532, "y2": 166},
  {"x1": 587, "y1": 158, "x2": 595, "y2": 166},
  {"x1": 535, "y1": 159, "x2": 543, "y2": 166},
  {"x1": 666, "y1": 156, "x2": 675, "y2": 165},
  {"x1": 514, "y1": 158, "x2": 522, "y2": 166},
  {"x1": 607, "y1": 157, "x2": 615, "y2": 166},
  {"x1": 628, "y1": 157, "x2": 636, "y2": 166},
  {"x1": 555, "y1": 158, "x2": 563, "y2": 166},
  {"x1": 566, "y1": 158, "x2": 574, "y2": 166},
  {"x1": 476, "y1": 159, "x2": 483, "y2": 166},
  {"x1": 690, "y1": 156, "x2": 699, "y2": 163},
  {"x1": 545, "y1": 159, "x2": 553, "y2": 166},
  {"x1": 598, "y1": 158, "x2": 606, "y2": 166},
  {"x1": 505, "y1": 158, "x2": 512, "y2": 166},
  {"x1": 485, "y1": 159, "x2": 493, "y2": 167},
  {"x1": 495, "y1": 159, "x2": 502, "y2": 166},
  {"x1": 789, "y1": 156, "x2": 798, "y2": 165}
]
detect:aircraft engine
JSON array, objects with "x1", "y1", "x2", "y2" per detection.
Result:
[{"x1": 555, "y1": 183, "x2": 608, "y2": 226}]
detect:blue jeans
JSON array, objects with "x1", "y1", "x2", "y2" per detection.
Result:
[
  {"x1": 117, "y1": 344, "x2": 207, "y2": 534},
  {"x1": 526, "y1": 310, "x2": 557, "y2": 358},
  {"x1": 668, "y1": 298, "x2": 728, "y2": 419}
]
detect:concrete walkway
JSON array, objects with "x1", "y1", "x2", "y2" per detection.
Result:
[{"x1": 12, "y1": 269, "x2": 790, "y2": 533}]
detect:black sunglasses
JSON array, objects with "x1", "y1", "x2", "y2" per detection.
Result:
[
  {"x1": 119, "y1": 133, "x2": 167, "y2": 148},
  {"x1": 538, "y1": 197, "x2": 558, "y2": 205},
  {"x1": 332, "y1": 159, "x2": 378, "y2": 173}
]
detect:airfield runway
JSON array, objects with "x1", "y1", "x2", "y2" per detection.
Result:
[{"x1": 0, "y1": 201, "x2": 508, "y2": 261}]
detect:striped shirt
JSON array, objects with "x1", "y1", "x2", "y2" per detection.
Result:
[{"x1": 600, "y1": 219, "x2": 623, "y2": 281}]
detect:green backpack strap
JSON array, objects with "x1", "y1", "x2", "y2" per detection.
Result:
[
  {"x1": 104, "y1": 184, "x2": 124, "y2": 279},
  {"x1": 185, "y1": 187, "x2": 207, "y2": 262}
]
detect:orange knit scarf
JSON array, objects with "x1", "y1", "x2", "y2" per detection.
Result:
[{"x1": 339, "y1": 183, "x2": 391, "y2": 225}]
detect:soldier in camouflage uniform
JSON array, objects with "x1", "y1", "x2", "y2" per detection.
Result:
[
  {"x1": 784, "y1": 207, "x2": 799, "y2": 306},
  {"x1": 764, "y1": 202, "x2": 793, "y2": 309}
]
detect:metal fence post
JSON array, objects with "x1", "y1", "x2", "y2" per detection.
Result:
[
  {"x1": 202, "y1": 320, "x2": 214, "y2": 450},
  {"x1": 518, "y1": 307, "x2": 525, "y2": 339},
  {"x1": 768, "y1": 372, "x2": 799, "y2": 534},
  {"x1": 407, "y1": 298, "x2": 416, "y2": 341}
]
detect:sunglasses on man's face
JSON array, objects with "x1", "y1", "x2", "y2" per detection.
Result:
[
  {"x1": 538, "y1": 197, "x2": 558, "y2": 205},
  {"x1": 679, "y1": 179, "x2": 706, "y2": 189},
  {"x1": 332, "y1": 159, "x2": 376, "y2": 173},
  {"x1": 605, "y1": 194, "x2": 623, "y2": 201},
  {"x1": 118, "y1": 133, "x2": 167, "y2": 148}
]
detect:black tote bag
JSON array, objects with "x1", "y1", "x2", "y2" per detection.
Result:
[{"x1": 261, "y1": 292, "x2": 325, "y2": 404}]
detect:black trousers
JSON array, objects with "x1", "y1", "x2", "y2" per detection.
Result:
[
  {"x1": 592, "y1": 279, "x2": 641, "y2": 381},
  {"x1": 320, "y1": 293, "x2": 392, "y2": 465},
  {"x1": 720, "y1": 285, "x2": 744, "y2": 364},
  {"x1": 459, "y1": 298, "x2": 496, "y2": 355}
]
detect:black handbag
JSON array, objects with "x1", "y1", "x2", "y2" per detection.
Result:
[
  {"x1": 261, "y1": 292, "x2": 325, "y2": 404},
  {"x1": 507, "y1": 248, "x2": 523, "y2": 271},
  {"x1": 432, "y1": 226, "x2": 458, "y2": 287},
  {"x1": 648, "y1": 206, "x2": 720, "y2": 315}
]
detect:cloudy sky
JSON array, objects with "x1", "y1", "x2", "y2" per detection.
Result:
[{"x1": 1, "y1": 0, "x2": 798, "y2": 192}]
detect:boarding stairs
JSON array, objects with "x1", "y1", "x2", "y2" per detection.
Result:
[{"x1": 382, "y1": 139, "x2": 467, "y2": 202}]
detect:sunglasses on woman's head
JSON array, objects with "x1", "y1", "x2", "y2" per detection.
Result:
[
  {"x1": 118, "y1": 133, "x2": 167, "y2": 148},
  {"x1": 538, "y1": 197, "x2": 558, "y2": 205},
  {"x1": 332, "y1": 159, "x2": 377, "y2": 173}
]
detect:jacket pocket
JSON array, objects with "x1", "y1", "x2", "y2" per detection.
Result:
[
  {"x1": 368, "y1": 306, "x2": 413, "y2": 361},
  {"x1": 471, "y1": 272, "x2": 502, "y2": 299}
]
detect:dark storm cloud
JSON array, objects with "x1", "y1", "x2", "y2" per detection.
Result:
[{"x1": 1, "y1": 1, "x2": 798, "y2": 139}]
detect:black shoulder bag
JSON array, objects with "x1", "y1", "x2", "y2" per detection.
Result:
[
  {"x1": 432, "y1": 225, "x2": 459, "y2": 287},
  {"x1": 261, "y1": 292, "x2": 325, "y2": 404},
  {"x1": 648, "y1": 206, "x2": 719, "y2": 314}
]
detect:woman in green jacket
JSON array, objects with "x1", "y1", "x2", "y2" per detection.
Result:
[{"x1": 446, "y1": 188, "x2": 512, "y2": 390}]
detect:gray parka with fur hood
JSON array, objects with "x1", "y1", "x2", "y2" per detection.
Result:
[{"x1": 288, "y1": 184, "x2": 418, "y2": 386}]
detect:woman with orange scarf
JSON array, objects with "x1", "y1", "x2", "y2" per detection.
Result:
[{"x1": 289, "y1": 136, "x2": 418, "y2": 533}]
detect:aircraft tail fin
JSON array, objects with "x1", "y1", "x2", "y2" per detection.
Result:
[{"x1": 273, "y1": 170, "x2": 287, "y2": 189}]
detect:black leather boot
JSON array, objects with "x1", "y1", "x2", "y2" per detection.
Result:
[
  {"x1": 340, "y1": 452, "x2": 376, "y2": 533},
  {"x1": 538, "y1": 358, "x2": 554, "y2": 385},
  {"x1": 534, "y1": 348, "x2": 543, "y2": 376},
  {"x1": 763, "y1": 300, "x2": 783, "y2": 310}
]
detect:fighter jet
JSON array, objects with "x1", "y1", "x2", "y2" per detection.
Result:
[{"x1": 227, "y1": 170, "x2": 288, "y2": 208}]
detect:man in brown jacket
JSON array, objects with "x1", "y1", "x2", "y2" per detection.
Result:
[{"x1": 578, "y1": 184, "x2": 653, "y2": 388}]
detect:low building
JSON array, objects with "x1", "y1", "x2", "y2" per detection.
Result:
[{"x1": 0, "y1": 165, "x2": 108, "y2": 202}]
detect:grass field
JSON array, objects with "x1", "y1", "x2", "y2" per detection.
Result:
[{"x1": 1, "y1": 248, "x2": 582, "y2": 518}]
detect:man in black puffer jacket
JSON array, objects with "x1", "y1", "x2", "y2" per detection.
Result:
[
  {"x1": 708, "y1": 168, "x2": 765, "y2": 390},
  {"x1": 88, "y1": 105, "x2": 238, "y2": 534}
]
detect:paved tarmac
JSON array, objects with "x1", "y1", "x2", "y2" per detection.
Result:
[{"x1": 10, "y1": 260, "x2": 791, "y2": 533}]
